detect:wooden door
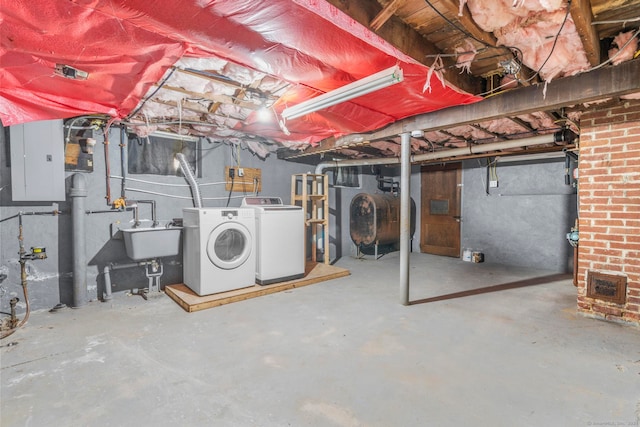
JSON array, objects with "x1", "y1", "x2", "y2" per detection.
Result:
[{"x1": 420, "y1": 163, "x2": 462, "y2": 257}]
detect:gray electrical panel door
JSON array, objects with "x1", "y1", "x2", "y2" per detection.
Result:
[{"x1": 10, "y1": 119, "x2": 66, "y2": 201}]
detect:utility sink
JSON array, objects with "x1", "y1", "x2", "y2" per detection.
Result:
[{"x1": 121, "y1": 226, "x2": 182, "y2": 261}]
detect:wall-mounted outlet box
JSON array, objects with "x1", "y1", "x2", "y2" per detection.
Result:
[{"x1": 225, "y1": 167, "x2": 262, "y2": 193}]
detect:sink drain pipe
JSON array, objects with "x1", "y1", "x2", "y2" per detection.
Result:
[
  {"x1": 103, "y1": 260, "x2": 161, "y2": 300},
  {"x1": 70, "y1": 174, "x2": 88, "y2": 308},
  {"x1": 103, "y1": 262, "x2": 140, "y2": 300}
]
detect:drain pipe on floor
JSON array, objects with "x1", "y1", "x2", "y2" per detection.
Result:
[
  {"x1": 399, "y1": 132, "x2": 411, "y2": 305},
  {"x1": 70, "y1": 173, "x2": 88, "y2": 308}
]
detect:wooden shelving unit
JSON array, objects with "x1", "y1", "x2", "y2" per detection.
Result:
[{"x1": 291, "y1": 173, "x2": 329, "y2": 264}]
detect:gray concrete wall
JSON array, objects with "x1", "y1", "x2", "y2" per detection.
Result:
[
  {"x1": 460, "y1": 158, "x2": 577, "y2": 272},
  {"x1": 1, "y1": 124, "x2": 311, "y2": 311}
]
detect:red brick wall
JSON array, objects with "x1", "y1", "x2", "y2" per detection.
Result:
[{"x1": 578, "y1": 99, "x2": 640, "y2": 324}]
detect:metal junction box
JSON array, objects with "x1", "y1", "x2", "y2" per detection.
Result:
[{"x1": 10, "y1": 119, "x2": 66, "y2": 201}]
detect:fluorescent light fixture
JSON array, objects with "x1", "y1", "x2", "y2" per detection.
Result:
[
  {"x1": 281, "y1": 65, "x2": 404, "y2": 120},
  {"x1": 149, "y1": 131, "x2": 199, "y2": 142}
]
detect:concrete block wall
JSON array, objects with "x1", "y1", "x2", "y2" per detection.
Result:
[{"x1": 577, "y1": 99, "x2": 640, "y2": 325}]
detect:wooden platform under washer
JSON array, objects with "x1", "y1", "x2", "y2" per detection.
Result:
[{"x1": 165, "y1": 262, "x2": 350, "y2": 313}]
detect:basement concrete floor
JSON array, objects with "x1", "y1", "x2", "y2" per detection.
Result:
[{"x1": 1, "y1": 253, "x2": 639, "y2": 427}]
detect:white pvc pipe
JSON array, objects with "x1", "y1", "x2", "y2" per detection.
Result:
[{"x1": 399, "y1": 133, "x2": 411, "y2": 305}]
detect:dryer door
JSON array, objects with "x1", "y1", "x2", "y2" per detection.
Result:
[{"x1": 206, "y1": 222, "x2": 252, "y2": 270}]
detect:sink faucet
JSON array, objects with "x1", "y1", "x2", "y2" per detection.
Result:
[{"x1": 126, "y1": 200, "x2": 158, "y2": 228}]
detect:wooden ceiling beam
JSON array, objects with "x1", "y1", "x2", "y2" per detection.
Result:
[
  {"x1": 323, "y1": 0, "x2": 481, "y2": 94},
  {"x1": 507, "y1": 117, "x2": 534, "y2": 132},
  {"x1": 380, "y1": 57, "x2": 640, "y2": 139},
  {"x1": 570, "y1": 0, "x2": 601, "y2": 66},
  {"x1": 370, "y1": 0, "x2": 404, "y2": 31},
  {"x1": 437, "y1": 0, "x2": 497, "y2": 47},
  {"x1": 158, "y1": 85, "x2": 260, "y2": 110}
]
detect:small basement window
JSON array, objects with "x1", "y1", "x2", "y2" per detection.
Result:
[
  {"x1": 127, "y1": 134, "x2": 200, "y2": 176},
  {"x1": 333, "y1": 166, "x2": 360, "y2": 188}
]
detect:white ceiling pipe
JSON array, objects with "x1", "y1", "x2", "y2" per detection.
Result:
[{"x1": 314, "y1": 133, "x2": 565, "y2": 174}]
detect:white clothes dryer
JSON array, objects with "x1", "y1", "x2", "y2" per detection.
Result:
[
  {"x1": 241, "y1": 197, "x2": 304, "y2": 285},
  {"x1": 182, "y1": 208, "x2": 256, "y2": 296}
]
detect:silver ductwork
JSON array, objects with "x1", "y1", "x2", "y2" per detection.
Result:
[{"x1": 175, "y1": 153, "x2": 203, "y2": 208}]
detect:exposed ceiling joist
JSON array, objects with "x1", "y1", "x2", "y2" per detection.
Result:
[
  {"x1": 323, "y1": 0, "x2": 481, "y2": 94},
  {"x1": 159, "y1": 85, "x2": 260, "y2": 110},
  {"x1": 370, "y1": 0, "x2": 404, "y2": 31},
  {"x1": 290, "y1": 58, "x2": 640, "y2": 157},
  {"x1": 570, "y1": 0, "x2": 601, "y2": 66},
  {"x1": 388, "y1": 57, "x2": 640, "y2": 138},
  {"x1": 438, "y1": 0, "x2": 497, "y2": 47},
  {"x1": 508, "y1": 117, "x2": 535, "y2": 132}
]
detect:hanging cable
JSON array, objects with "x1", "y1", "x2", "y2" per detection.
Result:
[
  {"x1": 126, "y1": 67, "x2": 177, "y2": 119},
  {"x1": 587, "y1": 27, "x2": 640, "y2": 72},
  {"x1": 527, "y1": 0, "x2": 572, "y2": 83},
  {"x1": 423, "y1": 0, "x2": 523, "y2": 64}
]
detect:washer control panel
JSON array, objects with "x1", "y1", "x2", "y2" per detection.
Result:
[{"x1": 241, "y1": 197, "x2": 283, "y2": 206}]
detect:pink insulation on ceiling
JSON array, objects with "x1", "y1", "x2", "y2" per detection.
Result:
[
  {"x1": 481, "y1": 118, "x2": 529, "y2": 134},
  {"x1": 446, "y1": 124, "x2": 495, "y2": 140},
  {"x1": 608, "y1": 31, "x2": 640, "y2": 65},
  {"x1": 465, "y1": 0, "x2": 590, "y2": 81},
  {"x1": 455, "y1": 39, "x2": 478, "y2": 73},
  {"x1": 370, "y1": 140, "x2": 401, "y2": 156},
  {"x1": 0, "y1": 0, "x2": 480, "y2": 147}
]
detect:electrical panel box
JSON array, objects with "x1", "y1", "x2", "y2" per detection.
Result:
[{"x1": 10, "y1": 119, "x2": 66, "y2": 201}]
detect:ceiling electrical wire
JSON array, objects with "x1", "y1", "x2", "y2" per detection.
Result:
[
  {"x1": 422, "y1": 0, "x2": 524, "y2": 66},
  {"x1": 591, "y1": 17, "x2": 640, "y2": 25},
  {"x1": 471, "y1": 0, "x2": 574, "y2": 97},
  {"x1": 587, "y1": 27, "x2": 640, "y2": 72},
  {"x1": 526, "y1": 0, "x2": 572, "y2": 84},
  {"x1": 126, "y1": 67, "x2": 177, "y2": 119}
]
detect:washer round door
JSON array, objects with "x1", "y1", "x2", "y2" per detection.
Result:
[{"x1": 206, "y1": 222, "x2": 252, "y2": 270}]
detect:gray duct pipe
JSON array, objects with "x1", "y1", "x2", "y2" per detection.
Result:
[
  {"x1": 399, "y1": 132, "x2": 411, "y2": 306},
  {"x1": 176, "y1": 153, "x2": 202, "y2": 208},
  {"x1": 70, "y1": 174, "x2": 88, "y2": 307},
  {"x1": 314, "y1": 132, "x2": 567, "y2": 174}
]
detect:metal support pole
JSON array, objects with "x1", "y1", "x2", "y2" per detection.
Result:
[
  {"x1": 70, "y1": 173, "x2": 88, "y2": 307},
  {"x1": 399, "y1": 132, "x2": 411, "y2": 305}
]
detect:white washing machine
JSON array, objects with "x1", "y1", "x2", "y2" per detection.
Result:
[
  {"x1": 182, "y1": 208, "x2": 256, "y2": 296},
  {"x1": 241, "y1": 197, "x2": 305, "y2": 285}
]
